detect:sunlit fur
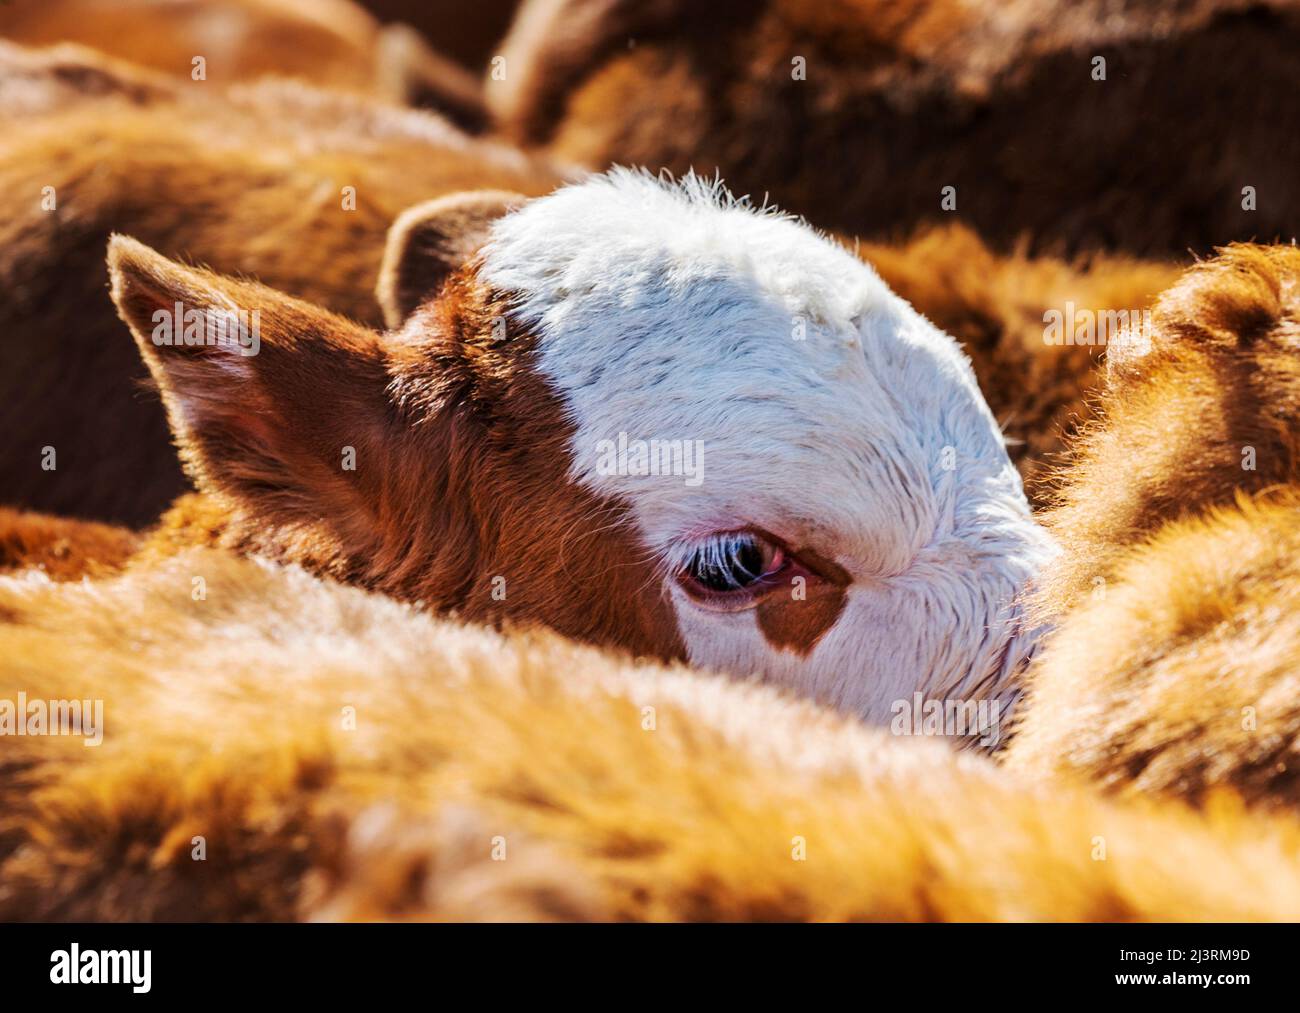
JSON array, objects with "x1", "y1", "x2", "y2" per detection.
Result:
[
  {"x1": 0, "y1": 508, "x2": 139, "y2": 582},
  {"x1": 5, "y1": 549, "x2": 1300, "y2": 921},
  {"x1": 1006, "y1": 245, "x2": 1300, "y2": 810},
  {"x1": 0, "y1": 1, "x2": 487, "y2": 126}
]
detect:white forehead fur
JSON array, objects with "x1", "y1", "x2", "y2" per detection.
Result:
[{"x1": 479, "y1": 168, "x2": 1055, "y2": 728}]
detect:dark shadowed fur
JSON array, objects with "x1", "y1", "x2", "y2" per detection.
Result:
[
  {"x1": 491, "y1": 0, "x2": 1300, "y2": 256},
  {"x1": 0, "y1": 45, "x2": 558, "y2": 525}
]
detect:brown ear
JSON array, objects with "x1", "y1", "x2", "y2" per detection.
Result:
[
  {"x1": 377, "y1": 190, "x2": 526, "y2": 328},
  {"x1": 107, "y1": 235, "x2": 394, "y2": 528}
]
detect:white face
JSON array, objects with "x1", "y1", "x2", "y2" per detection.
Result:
[{"x1": 480, "y1": 169, "x2": 1055, "y2": 724}]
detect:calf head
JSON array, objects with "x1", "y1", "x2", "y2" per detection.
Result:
[{"x1": 109, "y1": 169, "x2": 1053, "y2": 724}]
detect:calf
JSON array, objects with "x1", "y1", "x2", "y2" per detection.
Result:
[
  {"x1": 106, "y1": 169, "x2": 1054, "y2": 723},
  {"x1": 489, "y1": 0, "x2": 1300, "y2": 256}
]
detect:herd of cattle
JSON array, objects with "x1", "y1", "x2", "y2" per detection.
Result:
[{"x1": 1, "y1": 0, "x2": 1299, "y2": 921}]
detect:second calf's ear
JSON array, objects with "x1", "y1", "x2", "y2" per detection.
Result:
[
  {"x1": 377, "y1": 190, "x2": 527, "y2": 328},
  {"x1": 107, "y1": 234, "x2": 394, "y2": 527}
]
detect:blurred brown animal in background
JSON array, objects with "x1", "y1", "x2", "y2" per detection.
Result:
[
  {"x1": 0, "y1": 0, "x2": 488, "y2": 128},
  {"x1": 0, "y1": 42, "x2": 559, "y2": 526},
  {"x1": 0, "y1": 42, "x2": 1178, "y2": 527},
  {"x1": 858, "y1": 227, "x2": 1177, "y2": 494},
  {"x1": 1006, "y1": 244, "x2": 1300, "y2": 811},
  {"x1": 360, "y1": 0, "x2": 521, "y2": 71},
  {"x1": 489, "y1": 0, "x2": 1300, "y2": 256}
]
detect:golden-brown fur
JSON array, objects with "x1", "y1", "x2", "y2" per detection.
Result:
[
  {"x1": 1006, "y1": 492, "x2": 1300, "y2": 810},
  {"x1": 1030, "y1": 244, "x2": 1300, "y2": 609},
  {"x1": 858, "y1": 225, "x2": 1179, "y2": 494},
  {"x1": 0, "y1": 507, "x2": 139, "y2": 582},
  {"x1": 491, "y1": 0, "x2": 1300, "y2": 256},
  {"x1": 0, "y1": 0, "x2": 488, "y2": 127},
  {"x1": 0, "y1": 39, "x2": 181, "y2": 116},
  {"x1": 6, "y1": 548, "x2": 1300, "y2": 921},
  {"x1": 1005, "y1": 244, "x2": 1300, "y2": 809}
]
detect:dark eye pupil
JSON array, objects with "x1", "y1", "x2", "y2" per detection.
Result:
[{"x1": 689, "y1": 535, "x2": 767, "y2": 592}]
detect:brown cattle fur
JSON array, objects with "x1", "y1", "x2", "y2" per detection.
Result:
[
  {"x1": 359, "y1": 0, "x2": 522, "y2": 71},
  {"x1": 1028, "y1": 244, "x2": 1300, "y2": 609},
  {"x1": 6, "y1": 548, "x2": 1300, "y2": 921},
  {"x1": 857, "y1": 227, "x2": 1179, "y2": 495},
  {"x1": 1006, "y1": 492, "x2": 1300, "y2": 810},
  {"x1": 106, "y1": 237, "x2": 685, "y2": 661},
  {"x1": 0, "y1": 43, "x2": 559, "y2": 526},
  {"x1": 490, "y1": 0, "x2": 1300, "y2": 256},
  {"x1": 0, "y1": 508, "x2": 139, "y2": 582},
  {"x1": 1005, "y1": 244, "x2": 1300, "y2": 809},
  {"x1": 0, "y1": 42, "x2": 1179, "y2": 526},
  {"x1": 0, "y1": 0, "x2": 489, "y2": 128}
]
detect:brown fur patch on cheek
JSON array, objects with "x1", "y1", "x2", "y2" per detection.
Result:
[
  {"x1": 378, "y1": 273, "x2": 688, "y2": 664},
  {"x1": 755, "y1": 581, "x2": 848, "y2": 656}
]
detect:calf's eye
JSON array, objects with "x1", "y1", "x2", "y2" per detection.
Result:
[{"x1": 680, "y1": 532, "x2": 785, "y2": 601}]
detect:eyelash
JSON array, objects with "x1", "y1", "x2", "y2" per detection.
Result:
[
  {"x1": 676, "y1": 530, "x2": 805, "y2": 609},
  {"x1": 686, "y1": 532, "x2": 780, "y2": 589}
]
